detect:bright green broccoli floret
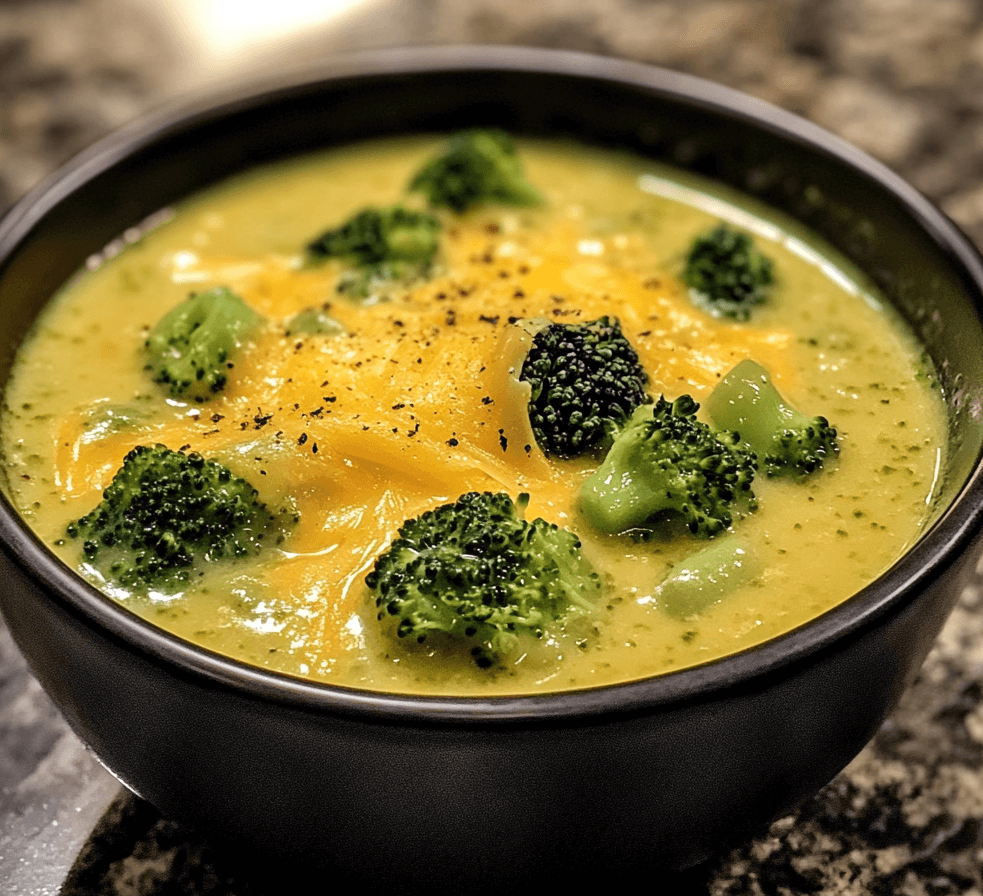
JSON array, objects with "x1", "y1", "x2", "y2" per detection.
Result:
[
  {"x1": 706, "y1": 359, "x2": 839, "y2": 477},
  {"x1": 365, "y1": 491, "x2": 601, "y2": 668},
  {"x1": 518, "y1": 316, "x2": 650, "y2": 458},
  {"x1": 409, "y1": 129, "x2": 543, "y2": 213},
  {"x1": 145, "y1": 287, "x2": 262, "y2": 402},
  {"x1": 66, "y1": 444, "x2": 295, "y2": 591},
  {"x1": 579, "y1": 397, "x2": 758, "y2": 539},
  {"x1": 683, "y1": 223, "x2": 774, "y2": 320}
]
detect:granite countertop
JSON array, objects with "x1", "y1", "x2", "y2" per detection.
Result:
[{"x1": 3, "y1": 1, "x2": 983, "y2": 893}]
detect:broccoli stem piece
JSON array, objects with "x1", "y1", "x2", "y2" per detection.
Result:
[
  {"x1": 655, "y1": 537, "x2": 756, "y2": 618},
  {"x1": 518, "y1": 316, "x2": 650, "y2": 458},
  {"x1": 706, "y1": 359, "x2": 839, "y2": 477},
  {"x1": 683, "y1": 223, "x2": 774, "y2": 320},
  {"x1": 284, "y1": 306, "x2": 345, "y2": 338},
  {"x1": 408, "y1": 130, "x2": 543, "y2": 213},
  {"x1": 365, "y1": 491, "x2": 601, "y2": 668},
  {"x1": 66, "y1": 444, "x2": 295, "y2": 591},
  {"x1": 578, "y1": 397, "x2": 758, "y2": 539},
  {"x1": 145, "y1": 286, "x2": 262, "y2": 402}
]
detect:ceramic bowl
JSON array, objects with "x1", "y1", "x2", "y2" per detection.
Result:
[{"x1": 1, "y1": 47, "x2": 983, "y2": 890}]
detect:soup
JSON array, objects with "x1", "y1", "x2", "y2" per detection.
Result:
[{"x1": 0, "y1": 135, "x2": 947, "y2": 695}]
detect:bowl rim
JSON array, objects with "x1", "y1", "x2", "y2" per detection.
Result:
[{"x1": 3, "y1": 44, "x2": 983, "y2": 725}]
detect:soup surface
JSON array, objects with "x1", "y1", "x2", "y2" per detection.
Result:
[{"x1": 0, "y1": 136, "x2": 947, "y2": 695}]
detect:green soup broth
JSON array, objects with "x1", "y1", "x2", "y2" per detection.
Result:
[{"x1": 0, "y1": 136, "x2": 948, "y2": 695}]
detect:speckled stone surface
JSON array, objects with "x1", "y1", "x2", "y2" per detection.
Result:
[{"x1": 3, "y1": 1, "x2": 983, "y2": 893}]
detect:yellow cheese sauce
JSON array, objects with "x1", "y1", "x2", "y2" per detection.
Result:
[{"x1": 0, "y1": 137, "x2": 947, "y2": 695}]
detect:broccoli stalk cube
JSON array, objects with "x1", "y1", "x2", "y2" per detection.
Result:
[
  {"x1": 706, "y1": 359, "x2": 839, "y2": 477},
  {"x1": 656, "y1": 537, "x2": 757, "y2": 618},
  {"x1": 578, "y1": 397, "x2": 758, "y2": 539},
  {"x1": 284, "y1": 307, "x2": 345, "y2": 337},
  {"x1": 66, "y1": 444, "x2": 295, "y2": 591},
  {"x1": 518, "y1": 316, "x2": 650, "y2": 458},
  {"x1": 683, "y1": 223, "x2": 774, "y2": 320},
  {"x1": 145, "y1": 286, "x2": 262, "y2": 401},
  {"x1": 365, "y1": 491, "x2": 601, "y2": 668},
  {"x1": 408, "y1": 130, "x2": 543, "y2": 213}
]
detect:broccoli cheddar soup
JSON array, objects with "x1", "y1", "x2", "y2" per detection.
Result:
[{"x1": 0, "y1": 134, "x2": 948, "y2": 695}]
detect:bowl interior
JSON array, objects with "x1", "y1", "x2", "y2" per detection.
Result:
[{"x1": 1, "y1": 48, "x2": 982, "y2": 710}]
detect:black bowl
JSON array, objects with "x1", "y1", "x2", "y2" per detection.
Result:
[{"x1": 1, "y1": 46, "x2": 982, "y2": 890}]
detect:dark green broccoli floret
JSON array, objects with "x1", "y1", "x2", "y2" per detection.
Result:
[
  {"x1": 307, "y1": 205, "x2": 441, "y2": 300},
  {"x1": 683, "y1": 223, "x2": 774, "y2": 320},
  {"x1": 706, "y1": 359, "x2": 839, "y2": 477},
  {"x1": 518, "y1": 316, "x2": 650, "y2": 458},
  {"x1": 145, "y1": 287, "x2": 262, "y2": 402},
  {"x1": 408, "y1": 129, "x2": 543, "y2": 213},
  {"x1": 365, "y1": 491, "x2": 600, "y2": 668},
  {"x1": 66, "y1": 444, "x2": 294, "y2": 590},
  {"x1": 578, "y1": 396, "x2": 758, "y2": 539}
]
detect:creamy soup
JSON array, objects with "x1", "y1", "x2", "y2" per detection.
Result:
[{"x1": 0, "y1": 136, "x2": 947, "y2": 695}]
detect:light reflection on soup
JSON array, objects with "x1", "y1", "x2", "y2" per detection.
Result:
[{"x1": 0, "y1": 137, "x2": 947, "y2": 695}]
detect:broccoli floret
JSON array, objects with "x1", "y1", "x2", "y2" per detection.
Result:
[
  {"x1": 365, "y1": 491, "x2": 601, "y2": 668},
  {"x1": 307, "y1": 205, "x2": 440, "y2": 298},
  {"x1": 518, "y1": 316, "x2": 650, "y2": 458},
  {"x1": 145, "y1": 287, "x2": 262, "y2": 402},
  {"x1": 683, "y1": 223, "x2": 774, "y2": 320},
  {"x1": 308, "y1": 205, "x2": 441, "y2": 300},
  {"x1": 706, "y1": 359, "x2": 839, "y2": 477},
  {"x1": 66, "y1": 444, "x2": 294, "y2": 590},
  {"x1": 578, "y1": 397, "x2": 758, "y2": 539},
  {"x1": 284, "y1": 306, "x2": 345, "y2": 338},
  {"x1": 408, "y1": 129, "x2": 543, "y2": 213}
]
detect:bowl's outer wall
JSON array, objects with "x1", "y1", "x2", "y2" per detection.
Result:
[
  {"x1": 1, "y1": 54, "x2": 983, "y2": 884},
  {"x1": 1, "y1": 522, "x2": 978, "y2": 886}
]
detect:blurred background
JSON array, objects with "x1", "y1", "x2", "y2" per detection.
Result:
[
  {"x1": 6, "y1": 0, "x2": 983, "y2": 245},
  {"x1": 4, "y1": 1, "x2": 983, "y2": 894}
]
